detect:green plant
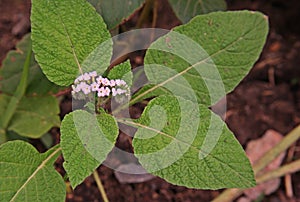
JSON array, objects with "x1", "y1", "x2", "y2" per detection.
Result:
[
  {"x1": 0, "y1": 0, "x2": 278, "y2": 201},
  {"x1": 0, "y1": 34, "x2": 61, "y2": 143}
]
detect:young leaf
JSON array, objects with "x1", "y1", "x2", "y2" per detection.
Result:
[
  {"x1": 0, "y1": 141, "x2": 65, "y2": 202},
  {"x1": 130, "y1": 95, "x2": 255, "y2": 189},
  {"x1": 0, "y1": 34, "x2": 62, "y2": 96},
  {"x1": 108, "y1": 60, "x2": 133, "y2": 86},
  {"x1": 87, "y1": 0, "x2": 144, "y2": 30},
  {"x1": 136, "y1": 11, "x2": 268, "y2": 106},
  {"x1": 60, "y1": 110, "x2": 118, "y2": 188},
  {"x1": 168, "y1": 0, "x2": 227, "y2": 23},
  {"x1": 31, "y1": 0, "x2": 112, "y2": 86}
]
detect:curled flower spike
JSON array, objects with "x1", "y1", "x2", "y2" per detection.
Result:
[{"x1": 72, "y1": 71, "x2": 130, "y2": 100}]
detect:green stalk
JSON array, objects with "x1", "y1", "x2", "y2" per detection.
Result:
[
  {"x1": 136, "y1": 0, "x2": 155, "y2": 28},
  {"x1": 93, "y1": 170, "x2": 109, "y2": 202},
  {"x1": 256, "y1": 159, "x2": 300, "y2": 183},
  {"x1": 0, "y1": 41, "x2": 32, "y2": 130},
  {"x1": 213, "y1": 125, "x2": 300, "y2": 202},
  {"x1": 213, "y1": 159, "x2": 300, "y2": 202},
  {"x1": 252, "y1": 125, "x2": 300, "y2": 174}
]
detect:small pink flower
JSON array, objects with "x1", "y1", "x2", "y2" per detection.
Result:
[
  {"x1": 103, "y1": 87, "x2": 111, "y2": 96},
  {"x1": 102, "y1": 78, "x2": 110, "y2": 86},
  {"x1": 96, "y1": 76, "x2": 103, "y2": 84},
  {"x1": 80, "y1": 83, "x2": 91, "y2": 95},
  {"x1": 91, "y1": 82, "x2": 99, "y2": 92},
  {"x1": 110, "y1": 80, "x2": 116, "y2": 87},
  {"x1": 89, "y1": 71, "x2": 97, "y2": 78},
  {"x1": 82, "y1": 73, "x2": 91, "y2": 81}
]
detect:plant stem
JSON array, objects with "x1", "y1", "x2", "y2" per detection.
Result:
[
  {"x1": 213, "y1": 159, "x2": 300, "y2": 202},
  {"x1": 151, "y1": 0, "x2": 158, "y2": 28},
  {"x1": 136, "y1": 0, "x2": 154, "y2": 28},
  {"x1": 212, "y1": 188, "x2": 243, "y2": 202},
  {"x1": 213, "y1": 125, "x2": 300, "y2": 202},
  {"x1": 252, "y1": 125, "x2": 300, "y2": 174},
  {"x1": 256, "y1": 159, "x2": 300, "y2": 184},
  {"x1": 93, "y1": 170, "x2": 109, "y2": 202}
]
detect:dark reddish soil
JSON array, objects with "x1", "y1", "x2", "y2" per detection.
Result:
[{"x1": 1, "y1": 0, "x2": 300, "y2": 201}]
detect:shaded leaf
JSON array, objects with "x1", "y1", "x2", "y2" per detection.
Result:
[
  {"x1": 0, "y1": 141, "x2": 65, "y2": 202},
  {"x1": 0, "y1": 34, "x2": 62, "y2": 96},
  {"x1": 31, "y1": 0, "x2": 112, "y2": 86},
  {"x1": 88, "y1": 0, "x2": 144, "y2": 30},
  {"x1": 60, "y1": 110, "x2": 118, "y2": 188},
  {"x1": 168, "y1": 0, "x2": 227, "y2": 23},
  {"x1": 0, "y1": 94, "x2": 60, "y2": 138}
]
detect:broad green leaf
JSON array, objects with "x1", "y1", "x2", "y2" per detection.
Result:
[
  {"x1": 168, "y1": 0, "x2": 227, "y2": 23},
  {"x1": 0, "y1": 141, "x2": 65, "y2": 202},
  {"x1": 0, "y1": 94, "x2": 60, "y2": 138},
  {"x1": 31, "y1": 0, "x2": 112, "y2": 86},
  {"x1": 0, "y1": 34, "x2": 62, "y2": 96},
  {"x1": 130, "y1": 95, "x2": 255, "y2": 189},
  {"x1": 88, "y1": 0, "x2": 144, "y2": 30},
  {"x1": 60, "y1": 110, "x2": 118, "y2": 188},
  {"x1": 135, "y1": 11, "x2": 268, "y2": 106},
  {"x1": 128, "y1": 11, "x2": 268, "y2": 189},
  {"x1": 108, "y1": 60, "x2": 133, "y2": 86}
]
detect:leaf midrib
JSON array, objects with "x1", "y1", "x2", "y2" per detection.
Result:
[
  {"x1": 9, "y1": 147, "x2": 61, "y2": 202},
  {"x1": 119, "y1": 118, "x2": 253, "y2": 185},
  {"x1": 130, "y1": 31, "x2": 247, "y2": 106},
  {"x1": 52, "y1": 0, "x2": 83, "y2": 75}
]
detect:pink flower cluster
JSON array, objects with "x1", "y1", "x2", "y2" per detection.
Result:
[{"x1": 71, "y1": 71, "x2": 130, "y2": 100}]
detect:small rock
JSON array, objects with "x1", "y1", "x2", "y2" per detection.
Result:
[{"x1": 243, "y1": 129, "x2": 286, "y2": 200}]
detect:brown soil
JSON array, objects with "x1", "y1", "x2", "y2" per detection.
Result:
[{"x1": 1, "y1": 0, "x2": 300, "y2": 201}]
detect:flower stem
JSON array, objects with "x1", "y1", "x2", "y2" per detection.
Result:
[{"x1": 93, "y1": 170, "x2": 109, "y2": 202}]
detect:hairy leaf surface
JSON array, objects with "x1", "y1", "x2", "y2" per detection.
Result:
[
  {"x1": 31, "y1": 0, "x2": 112, "y2": 86},
  {"x1": 134, "y1": 11, "x2": 268, "y2": 106},
  {"x1": 131, "y1": 95, "x2": 255, "y2": 189},
  {"x1": 108, "y1": 60, "x2": 133, "y2": 86},
  {"x1": 130, "y1": 11, "x2": 269, "y2": 189},
  {"x1": 60, "y1": 110, "x2": 118, "y2": 188},
  {"x1": 0, "y1": 141, "x2": 65, "y2": 202}
]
